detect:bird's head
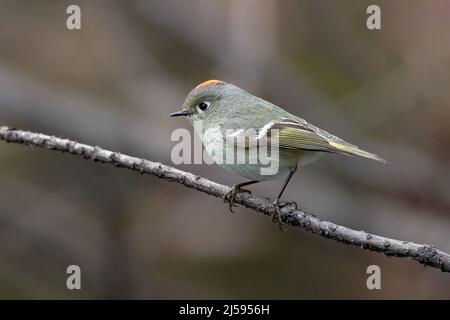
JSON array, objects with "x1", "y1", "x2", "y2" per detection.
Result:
[{"x1": 170, "y1": 80, "x2": 247, "y2": 125}]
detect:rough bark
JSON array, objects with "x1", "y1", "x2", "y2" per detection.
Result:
[{"x1": 1, "y1": 126, "x2": 449, "y2": 273}]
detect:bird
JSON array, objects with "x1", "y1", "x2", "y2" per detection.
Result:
[{"x1": 170, "y1": 80, "x2": 386, "y2": 226}]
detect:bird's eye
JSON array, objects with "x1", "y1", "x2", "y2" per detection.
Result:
[{"x1": 197, "y1": 101, "x2": 210, "y2": 112}]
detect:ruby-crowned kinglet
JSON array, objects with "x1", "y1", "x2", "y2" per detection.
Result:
[{"x1": 170, "y1": 80, "x2": 386, "y2": 217}]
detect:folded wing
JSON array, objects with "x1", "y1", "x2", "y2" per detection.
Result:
[{"x1": 263, "y1": 118, "x2": 387, "y2": 163}]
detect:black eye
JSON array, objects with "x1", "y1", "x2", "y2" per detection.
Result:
[{"x1": 198, "y1": 101, "x2": 210, "y2": 111}]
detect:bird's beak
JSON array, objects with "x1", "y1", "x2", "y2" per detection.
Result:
[{"x1": 169, "y1": 109, "x2": 192, "y2": 117}]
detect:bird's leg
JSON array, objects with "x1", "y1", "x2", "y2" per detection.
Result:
[
  {"x1": 272, "y1": 167, "x2": 298, "y2": 230},
  {"x1": 223, "y1": 180, "x2": 260, "y2": 213}
]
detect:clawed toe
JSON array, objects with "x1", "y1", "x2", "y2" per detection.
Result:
[
  {"x1": 271, "y1": 200, "x2": 288, "y2": 231},
  {"x1": 223, "y1": 184, "x2": 252, "y2": 213}
]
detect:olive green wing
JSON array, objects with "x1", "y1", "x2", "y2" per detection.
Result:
[
  {"x1": 270, "y1": 121, "x2": 331, "y2": 152},
  {"x1": 268, "y1": 118, "x2": 387, "y2": 163}
]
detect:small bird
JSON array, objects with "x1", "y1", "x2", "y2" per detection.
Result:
[{"x1": 170, "y1": 80, "x2": 386, "y2": 224}]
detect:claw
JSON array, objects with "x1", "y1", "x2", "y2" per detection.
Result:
[
  {"x1": 271, "y1": 200, "x2": 288, "y2": 231},
  {"x1": 223, "y1": 184, "x2": 252, "y2": 213}
]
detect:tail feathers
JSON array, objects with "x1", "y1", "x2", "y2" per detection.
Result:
[{"x1": 329, "y1": 141, "x2": 388, "y2": 164}]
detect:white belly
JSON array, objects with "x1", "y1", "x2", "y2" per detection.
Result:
[{"x1": 199, "y1": 127, "x2": 321, "y2": 181}]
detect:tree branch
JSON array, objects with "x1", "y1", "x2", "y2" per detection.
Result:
[{"x1": 1, "y1": 126, "x2": 449, "y2": 273}]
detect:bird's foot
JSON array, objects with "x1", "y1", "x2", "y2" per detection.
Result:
[
  {"x1": 223, "y1": 184, "x2": 252, "y2": 213},
  {"x1": 270, "y1": 200, "x2": 297, "y2": 231}
]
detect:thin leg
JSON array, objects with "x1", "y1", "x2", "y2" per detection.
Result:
[
  {"x1": 272, "y1": 167, "x2": 298, "y2": 230},
  {"x1": 224, "y1": 180, "x2": 260, "y2": 213},
  {"x1": 236, "y1": 180, "x2": 260, "y2": 189},
  {"x1": 275, "y1": 167, "x2": 297, "y2": 204}
]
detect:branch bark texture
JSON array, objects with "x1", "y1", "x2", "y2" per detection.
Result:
[{"x1": 1, "y1": 126, "x2": 449, "y2": 272}]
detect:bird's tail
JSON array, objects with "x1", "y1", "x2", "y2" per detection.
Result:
[{"x1": 329, "y1": 141, "x2": 388, "y2": 164}]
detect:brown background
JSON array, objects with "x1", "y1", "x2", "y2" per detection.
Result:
[{"x1": 0, "y1": 0, "x2": 449, "y2": 298}]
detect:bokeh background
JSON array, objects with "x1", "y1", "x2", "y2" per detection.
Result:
[{"x1": 0, "y1": 0, "x2": 449, "y2": 299}]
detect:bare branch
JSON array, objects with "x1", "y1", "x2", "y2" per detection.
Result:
[{"x1": 1, "y1": 126, "x2": 449, "y2": 273}]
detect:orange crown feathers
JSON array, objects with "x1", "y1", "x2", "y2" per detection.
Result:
[{"x1": 195, "y1": 79, "x2": 225, "y2": 90}]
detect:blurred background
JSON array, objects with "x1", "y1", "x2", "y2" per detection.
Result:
[{"x1": 0, "y1": 0, "x2": 449, "y2": 299}]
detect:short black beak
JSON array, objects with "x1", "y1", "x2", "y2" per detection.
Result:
[{"x1": 169, "y1": 109, "x2": 192, "y2": 117}]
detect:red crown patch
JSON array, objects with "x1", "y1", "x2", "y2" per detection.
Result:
[{"x1": 195, "y1": 79, "x2": 225, "y2": 90}]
